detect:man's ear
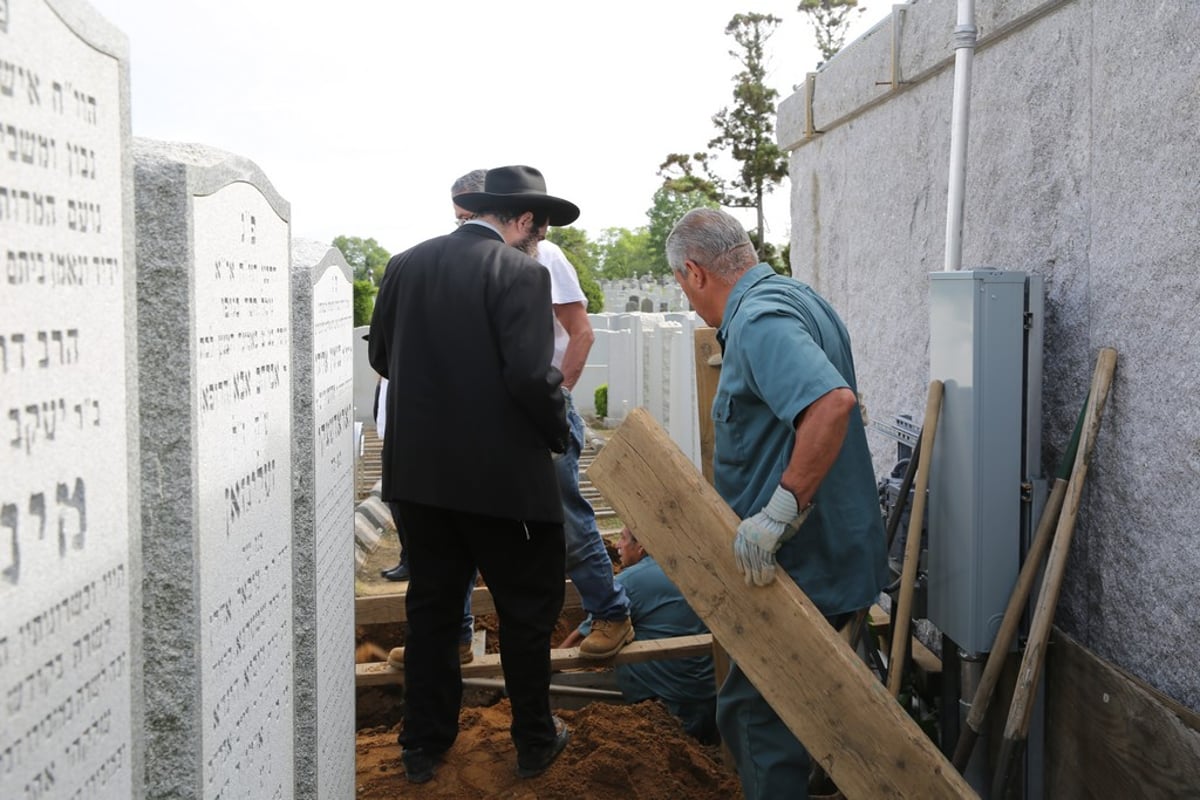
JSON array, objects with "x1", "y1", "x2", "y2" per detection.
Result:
[{"x1": 686, "y1": 260, "x2": 707, "y2": 288}]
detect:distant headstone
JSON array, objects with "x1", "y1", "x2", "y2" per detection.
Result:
[
  {"x1": 640, "y1": 298, "x2": 654, "y2": 313},
  {"x1": 134, "y1": 139, "x2": 294, "y2": 800},
  {"x1": 289, "y1": 239, "x2": 356, "y2": 800},
  {"x1": 1, "y1": 2, "x2": 139, "y2": 798}
]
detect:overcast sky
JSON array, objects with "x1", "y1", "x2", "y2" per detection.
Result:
[{"x1": 88, "y1": 0, "x2": 884, "y2": 256}]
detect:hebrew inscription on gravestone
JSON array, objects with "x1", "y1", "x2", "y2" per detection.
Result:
[
  {"x1": 1, "y1": 2, "x2": 137, "y2": 798},
  {"x1": 135, "y1": 139, "x2": 293, "y2": 800}
]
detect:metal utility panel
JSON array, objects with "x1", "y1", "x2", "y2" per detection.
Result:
[{"x1": 928, "y1": 270, "x2": 1042, "y2": 654}]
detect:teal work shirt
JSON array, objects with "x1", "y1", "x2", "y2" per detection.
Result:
[
  {"x1": 580, "y1": 556, "x2": 714, "y2": 704},
  {"x1": 714, "y1": 264, "x2": 887, "y2": 615}
]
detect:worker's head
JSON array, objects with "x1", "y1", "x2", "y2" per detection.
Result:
[
  {"x1": 615, "y1": 525, "x2": 646, "y2": 568},
  {"x1": 451, "y1": 169, "x2": 487, "y2": 227},
  {"x1": 453, "y1": 165, "x2": 580, "y2": 257},
  {"x1": 666, "y1": 208, "x2": 757, "y2": 327}
]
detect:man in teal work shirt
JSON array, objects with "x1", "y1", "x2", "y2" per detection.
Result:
[
  {"x1": 666, "y1": 208, "x2": 887, "y2": 799},
  {"x1": 562, "y1": 525, "x2": 717, "y2": 744}
]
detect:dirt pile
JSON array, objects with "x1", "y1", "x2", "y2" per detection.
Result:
[{"x1": 355, "y1": 698, "x2": 743, "y2": 799}]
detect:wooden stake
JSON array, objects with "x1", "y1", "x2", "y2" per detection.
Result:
[
  {"x1": 886, "y1": 380, "x2": 944, "y2": 698},
  {"x1": 588, "y1": 408, "x2": 976, "y2": 800}
]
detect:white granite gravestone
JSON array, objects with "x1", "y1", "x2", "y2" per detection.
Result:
[
  {"x1": 290, "y1": 239, "x2": 355, "y2": 800},
  {"x1": 134, "y1": 139, "x2": 293, "y2": 799},
  {"x1": 0, "y1": 2, "x2": 139, "y2": 798}
]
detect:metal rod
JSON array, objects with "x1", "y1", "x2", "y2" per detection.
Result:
[{"x1": 462, "y1": 677, "x2": 625, "y2": 700}]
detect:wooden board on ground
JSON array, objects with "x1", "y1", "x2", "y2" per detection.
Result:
[
  {"x1": 587, "y1": 407, "x2": 975, "y2": 799},
  {"x1": 1046, "y1": 627, "x2": 1200, "y2": 798},
  {"x1": 356, "y1": 580, "x2": 583, "y2": 626},
  {"x1": 356, "y1": 634, "x2": 715, "y2": 687}
]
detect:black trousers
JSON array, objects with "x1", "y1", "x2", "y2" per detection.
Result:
[{"x1": 392, "y1": 501, "x2": 565, "y2": 757}]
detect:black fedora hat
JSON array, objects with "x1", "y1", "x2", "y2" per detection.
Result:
[{"x1": 453, "y1": 165, "x2": 580, "y2": 227}]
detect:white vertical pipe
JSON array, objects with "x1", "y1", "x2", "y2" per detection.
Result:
[{"x1": 943, "y1": 0, "x2": 978, "y2": 272}]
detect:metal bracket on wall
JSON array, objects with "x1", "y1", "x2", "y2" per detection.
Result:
[
  {"x1": 876, "y1": 4, "x2": 910, "y2": 89},
  {"x1": 804, "y1": 72, "x2": 819, "y2": 138}
]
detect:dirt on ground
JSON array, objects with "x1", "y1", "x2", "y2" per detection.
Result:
[
  {"x1": 355, "y1": 525, "x2": 743, "y2": 799},
  {"x1": 355, "y1": 698, "x2": 743, "y2": 800}
]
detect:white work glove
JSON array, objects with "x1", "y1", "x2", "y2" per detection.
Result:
[{"x1": 733, "y1": 486, "x2": 812, "y2": 587}]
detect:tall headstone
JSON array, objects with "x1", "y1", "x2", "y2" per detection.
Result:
[
  {"x1": 289, "y1": 239, "x2": 355, "y2": 800},
  {"x1": 134, "y1": 139, "x2": 293, "y2": 799},
  {"x1": 1, "y1": 2, "x2": 140, "y2": 798}
]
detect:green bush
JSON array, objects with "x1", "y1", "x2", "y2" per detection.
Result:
[{"x1": 594, "y1": 383, "x2": 608, "y2": 419}]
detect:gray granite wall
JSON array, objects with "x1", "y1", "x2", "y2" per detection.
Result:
[{"x1": 777, "y1": 0, "x2": 1199, "y2": 710}]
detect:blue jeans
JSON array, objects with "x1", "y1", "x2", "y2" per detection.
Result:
[{"x1": 558, "y1": 392, "x2": 629, "y2": 621}]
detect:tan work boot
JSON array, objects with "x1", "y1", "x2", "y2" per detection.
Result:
[
  {"x1": 386, "y1": 642, "x2": 474, "y2": 670},
  {"x1": 578, "y1": 617, "x2": 634, "y2": 660}
]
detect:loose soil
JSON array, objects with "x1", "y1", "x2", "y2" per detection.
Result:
[
  {"x1": 355, "y1": 524, "x2": 743, "y2": 799},
  {"x1": 355, "y1": 699, "x2": 743, "y2": 799}
]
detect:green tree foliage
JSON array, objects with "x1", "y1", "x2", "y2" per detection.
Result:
[
  {"x1": 750, "y1": 230, "x2": 789, "y2": 275},
  {"x1": 659, "y1": 13, "x2": 789, "y2": 263},
  {"x1": 352, "y1": 279, "x2": 377, "y2": 326},
  {"x1": 547, "y1": 227, "x2": 605, "y2": 313},
  {"x1": 332, "y1": 235, "x2": 391, "y2": 285},
  {"x1": 595, "y1": 227, "x2": 656, "y2": 280},
  {"x1": 646, "y1": 186, "x2": 720, "y2": 272},
  {"x1": 798, "y1": 0, "x2": 865, "y2": 66}
]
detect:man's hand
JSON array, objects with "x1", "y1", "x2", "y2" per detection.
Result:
[{"x1": 733, "y1": 486, "x2": 812, "y2": 586}]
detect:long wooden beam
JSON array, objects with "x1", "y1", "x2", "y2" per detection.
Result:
[
  {"x1": 586, "y1": 407, "x2": 975, "y2": 799},
  {"x1": 355, "y1": 634, "x2": 715, "y2": 687},
  {"x1": 356, "y1": 580, "x2": 583, "y2": 626}
]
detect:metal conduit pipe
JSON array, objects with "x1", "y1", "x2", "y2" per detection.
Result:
[
  {"x1": 943, "y1": 0, "x2": 978, "y2": 272},
  {"x1": 462, "y1": 677, "x2": 626, "y2": 701}
]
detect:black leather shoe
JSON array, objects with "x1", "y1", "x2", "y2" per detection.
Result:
[
  {"x1": 381, "y1": 563, "x2": 410, "y2": 582},
  {"x1": 401, "y1": 748, "x2": 441, "y2": 784},
  {"x1": 516, "y1": 716, "x2": 570, "y2": 778}
]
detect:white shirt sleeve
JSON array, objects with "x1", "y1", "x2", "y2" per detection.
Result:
[
  {"x1": 375, "y1": 378, "x2": 388, "y2": 441},
  {"x1": 536, "y1": 240, "x2": 586, "y2": 306}
]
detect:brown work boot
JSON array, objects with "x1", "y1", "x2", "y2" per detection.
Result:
[
  {"x1": 386, "y1": 643, "x2": 473, "y2": 670},
  {"x1": 387, "y1": 646, "x2": 405, "y2": 670},
  {"x1": 578, "y1": 617, "x2": 634, "y2": 660}
]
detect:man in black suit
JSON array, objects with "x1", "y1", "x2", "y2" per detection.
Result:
[{"x1": 368, "y1": 165, "x2": 576, "y2": 783}]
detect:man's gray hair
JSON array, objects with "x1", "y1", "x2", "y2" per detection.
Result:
[
  {"x1": 451, "y1": 169, "x2": 487, "y2": 196},
  {"x1": 665, "y1": 207, "x2": 756, "y2": 283}
]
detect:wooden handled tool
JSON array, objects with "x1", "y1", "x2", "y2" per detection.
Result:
[
  {"x1": 886, "y1": 379, "x2": 943, "y2": 698},
  {"x1": 991, "y1": 348, "x2": 1118, "y2": 798},
  {"x1": 950, "y1": 394, "x2": 1088, "y2": 773}
]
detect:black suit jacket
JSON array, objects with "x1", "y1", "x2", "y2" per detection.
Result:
[{"x1": 368, "y1": 223, "x2": 569, "y2": 523}]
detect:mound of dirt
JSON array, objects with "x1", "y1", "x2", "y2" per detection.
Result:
[{"x1": 355, "y1": 698, "x2": 743, "y2": 799}]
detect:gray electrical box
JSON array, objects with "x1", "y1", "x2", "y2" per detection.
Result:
[{"x1": 928, "y1": 270, "x2": 1043, "y2": 654}]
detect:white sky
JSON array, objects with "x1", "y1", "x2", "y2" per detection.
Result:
[{"x1": 88, "y1": 0, "x2": 884, "y2": 255}]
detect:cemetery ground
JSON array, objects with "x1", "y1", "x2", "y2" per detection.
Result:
[{"x1": 352, "y1": 490, "x2": 743, "y2": 798}]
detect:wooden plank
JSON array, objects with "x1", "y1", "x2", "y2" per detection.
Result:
[
  {"x1": 586, "y1": 407, "x2": 975, "y2": 800},
  {"x1": 692, "y1": 326, "x2": 721, "y2": 486},
  {"x1": 356, "y1": 580, "x2": 583, "y2": 626},
  {"x1": 355, "y1": 633, "x2": 715, "y2": 687},
  {"x1": 1046, "y1": 628, "x2": 1200, "y2": 799}
]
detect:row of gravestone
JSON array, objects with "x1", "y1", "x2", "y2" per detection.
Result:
[{"x1": 2, "y1": 2, "x2": 357, "y2": 799}]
